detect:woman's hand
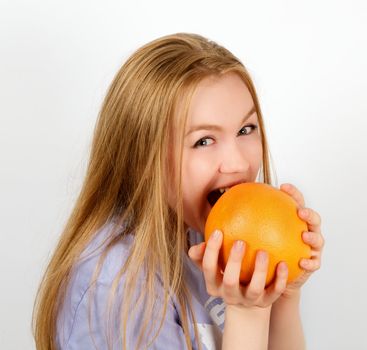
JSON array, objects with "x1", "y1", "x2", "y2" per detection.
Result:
[
  {"x1": 189, "y1": 182, "x2": 324, "y2": 305},
  {"x1": 279, "y1": 183, "x2": 325, "y2": 297},
  {"x1": 188, "y1": 230, "x2": 289, "y2": 309}
]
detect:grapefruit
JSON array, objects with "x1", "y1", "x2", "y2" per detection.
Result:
[{"x1": 204, "y1": 182, "x2": 311, "y2": 286}]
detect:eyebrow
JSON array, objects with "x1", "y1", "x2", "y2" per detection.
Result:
[{"x1": 185, "y1": 105, "x2": 257, "y2": 137}]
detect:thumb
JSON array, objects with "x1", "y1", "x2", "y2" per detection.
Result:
[{"x1": 188, "y1": 242, "x2": 206, "y2": 269}]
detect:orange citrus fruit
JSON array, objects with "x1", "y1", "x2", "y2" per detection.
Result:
[{"x1": 204, "y1": 182, "x2": 311, "y2": 286}]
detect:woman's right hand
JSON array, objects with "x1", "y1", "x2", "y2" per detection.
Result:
[{"x1": 188, "y1": 230, "x2": 289, "y2": 308}]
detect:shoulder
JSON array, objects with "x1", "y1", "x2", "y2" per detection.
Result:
[
  {"x1": 56, "y1": 221, "x2": 192, "y2": 349},
  {"x1": 61, "y1": 220, "x2": 134, "y2": 310},
  {"x1": 57, "y1": 222, "x2": 137, "y2": 349}
]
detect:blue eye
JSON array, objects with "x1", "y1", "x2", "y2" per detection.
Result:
[
  {"x1": 193, "y1": 137, "x2": 214, "y2": 148},
  {"x1": 238, "y1": 124, "x2": 258, "y2": 136},
  {"x1": 193, "y1": 124, "x2": 258, "y2": 148}
]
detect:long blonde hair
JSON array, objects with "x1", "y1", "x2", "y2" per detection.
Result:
[{"x1": 32, "y1": 32, "x2": 274, "y2": 350}]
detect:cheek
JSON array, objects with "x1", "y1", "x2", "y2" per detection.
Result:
[
  {"x1": 182, "y1": 143, "x2": 213, "y2": 173},
  {"x1": 181, "y1": 151, "x2": 209, "y2": 197},
  {"x1": 246, "y1": 137, "x2": 263, "y2": 167},
  {"x1": 181, "y1": 151, "x2": 212, "y2": 224}
]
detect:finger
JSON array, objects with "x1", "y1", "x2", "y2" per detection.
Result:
[
  {"x1": 202, "y1": 230, "x2": 223, "y2": 296},
  {"x1": 280, "y1": 183, "x2": 305, "y2": 208},
  {"x1": 299, "y1": 256, "x2": 321, "y2": 272},
  {"x1": 298, "y1": 208, "x2": 322, "y2": 233},
  {"x1": 243, "y1": 250, "x2": 269, "y2": 301},
  {"x1": 302, "y1": 231, "x2": 325, "y2": 250},
  {"x1": 188, "y1": 242, "x2": 206, "y2": 270},
  {"x1": 222, "y1": 240, "x2": 246, "y2": 302},
  {"x1": 263, "y1": 262, "x2": 288, "y2": 304}
]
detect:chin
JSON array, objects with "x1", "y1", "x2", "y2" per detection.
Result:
[{"x1": 183, "y1": 208, "x2": 207, "y2": 234}]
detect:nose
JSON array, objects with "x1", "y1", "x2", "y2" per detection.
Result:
[{"x1": 218, "y1": 141, "x2": 251, "y2": 174}]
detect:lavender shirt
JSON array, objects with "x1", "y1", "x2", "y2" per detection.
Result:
[{"x1": 56, "y1": 221, "x2": 225, "y2": 349}]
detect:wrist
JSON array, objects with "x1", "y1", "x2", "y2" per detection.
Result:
[
  {"x1": 226, "y1": 303, "x2": 272, "y2": 313},
  {"x1": 223, "y1": 304, "x2": 271, "y2": 350},
  {"x1": 278, "y1": 288, "x2": 301, "y2": 302},
  {"x1": 272, "y1": 289, "x2": 301, "y2": 313},
  {"x1": 226, "y1": 303, "x2": 272, "y2": 321},
  {"x1": 269, "y1": 289, "x2": 305, "y2": 350}
]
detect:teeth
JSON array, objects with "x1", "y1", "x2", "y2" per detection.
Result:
[{"x1": 219, "y1": 187, "x2": 230, "y2": 193}]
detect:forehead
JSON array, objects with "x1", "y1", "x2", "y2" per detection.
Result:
[{"x1": 186, "y1": 73, "x2": 254, "y2": 126}]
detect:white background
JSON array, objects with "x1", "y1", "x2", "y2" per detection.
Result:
[{"x1": 1, "y1": 0, "x2": 366, "y2": 349}]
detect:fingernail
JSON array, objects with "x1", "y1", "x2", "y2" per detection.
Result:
[
  {"x1": 279, "y1": 261, "x2": 288, "y2": 272},
  {"x1": 211, "y1": 230, "x2": 221, "y2": 241},
  {"x1": 300, "y1": 209, "x2": 308, "y2": 217},
  {"x1": 258, "y1": 250, "x2": 268, "y2": 262},
  {"x1": 234, "y1": 240, "x2": 244, "y2": 252}
]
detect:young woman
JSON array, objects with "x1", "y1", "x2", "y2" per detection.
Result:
[{"x1": 33, "y1": 32, "x2": 324, "y2": 350}]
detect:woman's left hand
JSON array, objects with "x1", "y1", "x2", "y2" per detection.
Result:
[{"x1": 279, "y1": 183, "x2": 325, "y2": 297}]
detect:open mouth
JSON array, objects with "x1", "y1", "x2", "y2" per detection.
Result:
[{"x1": 207, "y1": 188, "x2": 230, "y2": 207}]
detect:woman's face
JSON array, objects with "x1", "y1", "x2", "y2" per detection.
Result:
[{"x1": 168, "y1": 72, "x2": 263, "y2": 234}]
